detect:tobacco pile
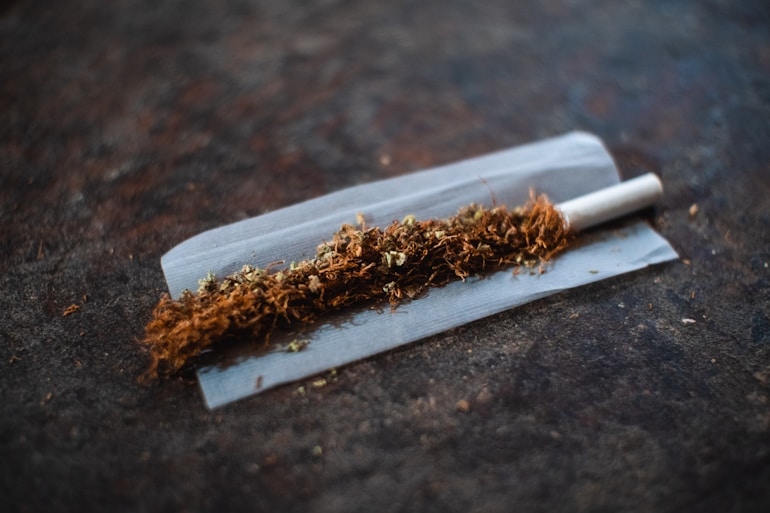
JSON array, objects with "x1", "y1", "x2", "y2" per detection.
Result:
[{"x1": 141, "y1": 194, "x2": 572, "y2": 380}]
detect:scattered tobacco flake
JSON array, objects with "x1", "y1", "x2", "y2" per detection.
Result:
[
  {"x1": 140, "y1": 193, "x2": 572, "y2": 381},
  {"x1": 286, "y1": 339, "x2": 310, "y2": 353},
  {"x1": 456, "y1": 399, "x2": 471, "y2": 413},
  {"x1": 63, "y1": 304, "x2": 80, "y2": 316}
]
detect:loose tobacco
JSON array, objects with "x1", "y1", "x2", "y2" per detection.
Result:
[{"x1": 141, "y1": 193, "x2": 572, "y2": 380}]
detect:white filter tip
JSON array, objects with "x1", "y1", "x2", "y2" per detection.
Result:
[{"x1": 556, "y1": 173, "x2": 663, "y2": 232}]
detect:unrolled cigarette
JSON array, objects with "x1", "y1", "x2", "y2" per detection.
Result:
[{"x1": 556, "y1": 173, "x2": 663, "y2": 232}]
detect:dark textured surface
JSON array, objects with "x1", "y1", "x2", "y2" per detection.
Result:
[{"x1": 1, "y1": 1, "x2": 769, "y2": 512}]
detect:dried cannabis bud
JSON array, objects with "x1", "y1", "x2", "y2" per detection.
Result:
[{"x1": 140, "y1": 194, "x2": 571, "y2": 380}]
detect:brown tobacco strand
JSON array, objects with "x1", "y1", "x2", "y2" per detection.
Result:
[{"x1": 140, "y1": 194, "x2": 572, "y2": 380}]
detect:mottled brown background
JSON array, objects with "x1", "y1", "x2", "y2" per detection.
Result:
[{"x1": 1, "y1": 1, "x2": 769, "y2": 512}]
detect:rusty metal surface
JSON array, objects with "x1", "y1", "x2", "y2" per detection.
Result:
[{"x1": 1, "y1": 1, "x2": 769, "y2": 512}]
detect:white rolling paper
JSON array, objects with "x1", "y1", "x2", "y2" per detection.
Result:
[{"x1": 159, "y1": 131, "x2": 678, "y2": 409}]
